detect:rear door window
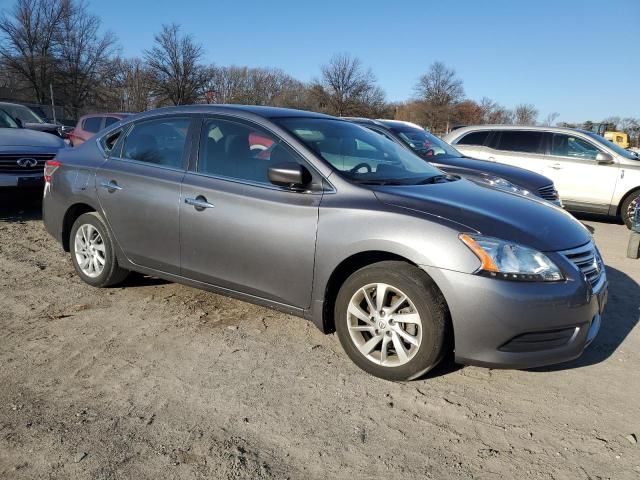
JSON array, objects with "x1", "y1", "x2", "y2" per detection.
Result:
[
  {"x1": 121, "y1": 117, "x2": 191, "y2": 169},
  {"x1": 457, "y1": 131, "x2": 490, "y2": 146},
  {"x1": 495, "y1": 131, "x2": 544, "y2": 154},
  {"x1": 104, "y1": 117, "x2": 120, "y2": 128},
  {"x1": 83, "y1": 116, "x2": 103, "y2": 133}
]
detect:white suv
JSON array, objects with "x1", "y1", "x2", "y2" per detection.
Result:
[{"x1": 444, "y1": 125, "x2": 640, "y2": 228}]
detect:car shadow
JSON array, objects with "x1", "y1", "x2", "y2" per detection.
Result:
[
  {"x1": 120, "y1": 272, "x2": 172, "y2": 288},
  {"x1": 573, "y1": 212, "x2": 623, "y2": 226},
  {"x1": 0, "y1": 189, "x2": 43, "y2": 222},
  {"x1": 530, "y1": 265, "x2": 639, "y2": 372}
]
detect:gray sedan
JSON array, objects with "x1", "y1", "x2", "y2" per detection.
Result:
[{"x1": 42, "y1": 105, "x2": 608, "y2": 380}]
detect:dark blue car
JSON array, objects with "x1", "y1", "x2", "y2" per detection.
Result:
[{"x1": 0, "y1": 109, "x2": 66, "y2": 190}]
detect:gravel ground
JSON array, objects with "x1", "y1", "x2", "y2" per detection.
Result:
[{"x1": 0, "y1": 190, "x2": 639, "y2": 479}]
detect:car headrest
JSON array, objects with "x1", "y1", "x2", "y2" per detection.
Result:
[{"x1": 225, "y1": 135, "x2": 250, "y2": 159}]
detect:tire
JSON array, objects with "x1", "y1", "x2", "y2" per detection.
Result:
[
  {"x1": 335, "y1": 261, "x2": 450, "y2": 381},
  {"x1": 621, "y1": 191, "x2": 640, "y2": 229},
  {"x1": 69, "y1": 212, "x2": 129, "y2": 287}
]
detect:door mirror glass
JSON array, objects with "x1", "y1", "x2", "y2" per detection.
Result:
[
  {"x1": 595, "y1": 152, "x2": 614, "y2": 165},
  {"x1": 268, "y1": 162, "x2": 311, "y2": 190}
]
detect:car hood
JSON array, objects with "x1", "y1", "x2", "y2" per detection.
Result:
[
  {"x1": 431, "y1": 156, "x2": 553, "y2": 191},
  {"x1": 372, "y1": 178, "x2": 590, "y2": 252},
  {"x1": 0, "y1": 128, "x2": 65, "y2": 148}
]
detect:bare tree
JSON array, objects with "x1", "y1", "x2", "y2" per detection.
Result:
[
  {"x1": 54, "y1": 1, "x2": 117, "y2": 116},
  {"x1": 99, "y1": 57, "x2": 154, "y2": 112},
  {"x1": 414, "y1": 61, "x2": 464, "y2": 106},
  {"x1": 542, "y1": 112, "x2": 560, "y2": 126},
  {"x1": 478, "y1": 97, "x2": 513, "y2": 124},
  {"x1": 144, "y1": 24, "x2": 206, "y2": 105},
  {"x1": 312, "y1": 53, "x2": 386, "y2": 117},
  {"x1": 514, "y1": 103, "x2": 538, "y2": 125},
  {"x1": 0, "y1": 0, "x2": 68, "y2": 104}
]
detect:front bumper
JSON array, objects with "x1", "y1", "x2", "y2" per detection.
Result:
[{"x1": 423, "y1": 262, "x2": 607, "y2": 369}]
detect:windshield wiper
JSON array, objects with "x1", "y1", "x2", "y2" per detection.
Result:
[{"x1": 415, "y1": 174, "x2": 457, "y2": 185}]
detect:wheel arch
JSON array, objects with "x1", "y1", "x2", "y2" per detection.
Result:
[
  {"x1": 617, "y1": 186, "x2": 640, "y2": 216},
  {"x1": 320, "y1": 250, "x2": 450, "y2": 335},
  {"x1": 61, "y1": 202, "x2": 99, "y2": 251}
]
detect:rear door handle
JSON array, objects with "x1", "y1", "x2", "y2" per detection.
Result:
[
  {"x1": 488, "y1": 157, "x2": 495, "y2": 161},
  {"x1": 185, "y1": 195, "x2": 215, "y2": 211},
  {"x1": 100, "y1": 181, "x2": 122, "y2": 192},
  {"x1": 550, "y1": 163, "x2": 563, "y2": 170}
]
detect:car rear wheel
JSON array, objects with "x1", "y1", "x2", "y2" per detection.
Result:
[
  {"x1": 335, "y1": 261, "x2": 450, "y2": 381},
  {"x1": 70, "y1": 212, "x2": 129, "y2": 287}
]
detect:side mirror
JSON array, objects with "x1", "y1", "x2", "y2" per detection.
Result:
[
  {"x1": 268, "y1": 162, "x2": 312, "y2": 190},
  {"x1": 595, "y1": 152, "x2": 614, "y2": 165}
]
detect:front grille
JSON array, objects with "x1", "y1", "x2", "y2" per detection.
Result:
[
  {"x1": 561, "y1": 243, "x2": 605, "y2": 288},
  {"x1": 0, "y1": 153, "x2": 55, "y2": 173},
  {"x1": 538, "y1": 184, "x2": 559, "y2": 201}
]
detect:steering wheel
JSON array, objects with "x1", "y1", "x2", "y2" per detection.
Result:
[{"x1": 350, "y1": 162, "x2": 372, "y2": 174}]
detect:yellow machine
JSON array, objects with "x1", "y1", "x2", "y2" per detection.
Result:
[
  {"x1": 591, "y1": 123, "x2": 631, "y2": 149},
  {"x1": 604, "y1": 131, "x2": 630, "y2": 149}
]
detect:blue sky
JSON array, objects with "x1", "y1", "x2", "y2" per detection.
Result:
[{"x1": 83, "y1": 0, "x2": 640, "y2": 122}]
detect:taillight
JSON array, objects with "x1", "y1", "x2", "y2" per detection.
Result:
[{"x1": 44, "y1": 160, "x2": 61, "y2": 183}]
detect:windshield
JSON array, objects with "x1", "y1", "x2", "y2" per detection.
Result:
[
  {"x1": 1, "y1": 104, "x2": 45, "y2": 124},
  {"x1": 388, "y1": 125, "x2": 461, "y2": 159},
  {"x1": 584, "y1": 131, "x2": 638, "y2": 160},
  {"x1": 275, "y1": 117, "x2": 443, "y2": 185},
  {"x1": 0, "y1": 109, "x2": 19, "y2": 128}
]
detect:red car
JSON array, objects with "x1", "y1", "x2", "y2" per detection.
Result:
[{"x1": 68, "y1": 113, "x2": 130, "y2": 146}]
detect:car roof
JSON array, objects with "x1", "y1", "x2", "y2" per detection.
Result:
[
  {"x1": 446, "y1": 124, "x2": 594, "y2": 137},
  {"x1": 131, "y1": 104, "x2": 336, "y2": 121},
  {"x1": 82, "y1": 112, "x2": 131, "y2": 117},
  {"x1": 0, "y1": 101, "x2": 30, "y2": 108},
  {"x1": 376, "y1": 119, "x2": 425, "y2": 130}
]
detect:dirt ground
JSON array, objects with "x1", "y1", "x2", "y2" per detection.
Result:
[{"x1": 0, "y1": 190, "x2": 639, "y2": 480}]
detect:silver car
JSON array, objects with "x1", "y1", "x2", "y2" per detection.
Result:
[
  {"x1": 43, "y1": 106, "x2": 608, "y2": 380},
  {"x1": 444, "y1": 125, "x2": 640, "y2": 228}
]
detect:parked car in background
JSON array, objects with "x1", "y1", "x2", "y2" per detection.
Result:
[
  {"x1": 68, "y1": 113, "x2": 131, "y2": 146},
  {"x1": 43, "y1": 105, "x2": 606, "y2": 381},
  {"x1": 0, "y1": 102, "x2": 69, "y2": 138},
  {"x1": 0, "y1": 108, "x2": 66, "y2": 189},
  {"x1": 346, "y1": 118, "x2": 561, "y2": 206},
  {"x1": 444, "y1": 125, "x2": 640, "y2": 228}
]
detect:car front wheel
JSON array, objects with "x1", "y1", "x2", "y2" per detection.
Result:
[
  {"x1": 622, "y1": 191, "x2": 639, "y2": 229},
  {"x1": 70, "y1": 212, "x2": 129, "y2": 287},
  {"x1": 335, "y1": 261, "x2": 450, "y2": 381}
]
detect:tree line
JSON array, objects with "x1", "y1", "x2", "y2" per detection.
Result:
[{"x1": 0, "y1": 0, "x2": 638, "y2": 145}]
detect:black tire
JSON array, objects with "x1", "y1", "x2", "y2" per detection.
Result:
[
  {"x1": 621, "y1": 190, "x2": 640, "y2": 229},
  {"x1": 335, "y1": 261, "x2": 451, "y2": 381},
  {"x1": 69, "y1": 212, "x2": 129, "y2": 287}
]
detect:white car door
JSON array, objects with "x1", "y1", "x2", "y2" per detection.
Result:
[
  {"x1": 484, "y1": 130, "x2": 549, "y2": 175},
  {"x1": 544, "y1": 132, "x2": 618, "y2": 212}
]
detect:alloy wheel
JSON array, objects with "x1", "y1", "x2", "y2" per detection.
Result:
[
  {"x1": 74, "y1": 223, "x2": 106, "y2": 278},
  {"x1": 346, "y1": 283, "x2": 422, "y2": 367},
  {"x1": 626, "y1": 197, "x2": 638, "y2": 227}
]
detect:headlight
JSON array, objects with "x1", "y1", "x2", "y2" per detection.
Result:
[
  {"x1": 459, "y1": 234, "x2": 564, "y2": 282},
  {"x1": 480, "y1": 175, "x2": 530, "y2": 196}
]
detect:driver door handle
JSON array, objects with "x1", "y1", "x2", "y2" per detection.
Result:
[
  {"x1": 185, "y1": 196, "x2": 215, "y2": 211},
  {"x1": 550, "y1": 163, "x2": 563, "y2": 170},
  {"x1": 100, "y1": 181, "x2": 122, "y2": 192}
]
